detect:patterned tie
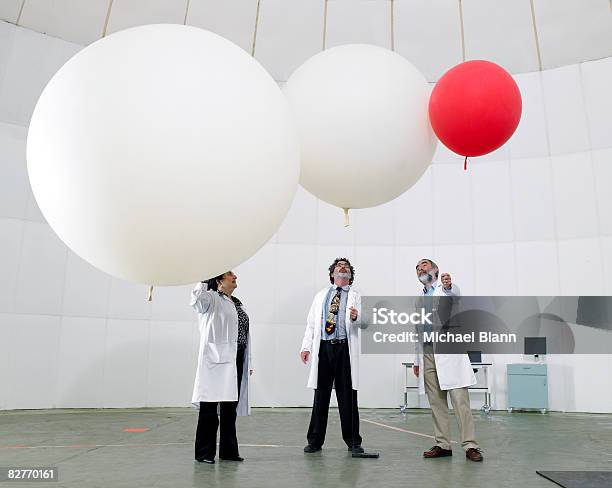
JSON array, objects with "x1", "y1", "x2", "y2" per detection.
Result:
[{"x1": 325, "y1": 287, "x2": 343, "y2": 335}]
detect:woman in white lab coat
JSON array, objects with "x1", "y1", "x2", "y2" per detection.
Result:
[{"x1": 191, "y1": 271, "x2": 252, "y2": 464}]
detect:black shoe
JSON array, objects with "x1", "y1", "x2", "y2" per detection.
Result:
[
  {"x1": 220, "y1": 455, "x2": 244, "y2": 462},
  {"x1": 348, "y1": 445, "x2": 364, "y2": 454},
  {"x1": 195, "y1": 458, "x2": 215, "y2": 464},
  {"x1": 304, "y1": 444, "x2": 322, "y2": 453}
]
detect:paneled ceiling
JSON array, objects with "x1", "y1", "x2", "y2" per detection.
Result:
[{"x1": 0, "y1": 0, "x2": 611, "y2": 81}]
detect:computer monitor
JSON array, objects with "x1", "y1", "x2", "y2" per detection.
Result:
[
  {"x1": 467, "y1": 351, "x2": 482, "y2": 363},
  {"x1": 524, "y1": 337, "x2": 547, "y2": 356}
]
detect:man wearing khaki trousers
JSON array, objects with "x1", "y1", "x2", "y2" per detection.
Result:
[{"x1": 413, "y1": 258, "x2": 483, "y2": 462}]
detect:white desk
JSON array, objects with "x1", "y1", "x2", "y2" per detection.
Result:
[{"x1": 401, "y1": 361, "x2": 493, "y2": 414}]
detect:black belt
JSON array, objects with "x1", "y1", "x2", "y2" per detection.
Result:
[{"x1": 321, "y1": 338, "x2": 347, "y2": 344}]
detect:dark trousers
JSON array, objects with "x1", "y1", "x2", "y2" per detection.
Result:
[
  {"x1": 195, "y1": 347, "x2": 245, "y2": 460},
  {"x1": 307, "y1": 340, "x2": 362, "y2": 449}
]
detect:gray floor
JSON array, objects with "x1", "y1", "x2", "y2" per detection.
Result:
[{"x1": 1, "y1": 407, "x2": 611, "y2": 488}]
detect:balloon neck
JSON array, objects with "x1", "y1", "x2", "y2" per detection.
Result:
[
  {"x1": 464, "y1": 156, "x2": 468, "y2": 171},
  {"x1": 343, "y1": 208, "x2": 350, "y2": 227},
  {"x1": 147, "y1": 285, "x2": 154, "y2": 302}
]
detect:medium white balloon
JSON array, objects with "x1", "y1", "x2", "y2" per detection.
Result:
[
  {"x1": 284, "y1": 44, "x2": 436, "y2": 210},
  {"x1": 27, "y1": 24, "x2": 299, "y2": 286}
]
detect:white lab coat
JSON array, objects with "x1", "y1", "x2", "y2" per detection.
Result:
[
  {"x1": 414, "y1": 282, "x2": 476, "y2": 394},
  {"x1": 300, "y1": 286, "x2": 361, "y2": 390},
  {"x1": 191, "y1": 282, "x2": 251, "y2": 416}
]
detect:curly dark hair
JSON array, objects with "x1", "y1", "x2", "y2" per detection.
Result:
[
  {"x1": 328, "y1": 257, "x2": 355, "y2": 285},
  {"x1": 202, "y1": 272, "x2": 227, "y2": 291}
]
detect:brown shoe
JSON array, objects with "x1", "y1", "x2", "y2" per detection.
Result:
[
  {"x1": 465, "y1": 448, "x2": 483, "y2": 462},
  {"x1": 423, "y1": 446, "x2": 452, "y2": 458}
]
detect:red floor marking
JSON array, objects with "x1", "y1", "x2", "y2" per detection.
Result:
[{"x1": 122, "y1": 428, "x2": 149, "y2": 433}]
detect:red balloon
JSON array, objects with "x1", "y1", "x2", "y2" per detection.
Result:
[{"x1": 429, "y1": 60, "x2": 522, "y2": 159}]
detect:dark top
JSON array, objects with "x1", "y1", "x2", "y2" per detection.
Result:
[{"x1": 231, "y1": 295, "x2": 249, "y2": 349}]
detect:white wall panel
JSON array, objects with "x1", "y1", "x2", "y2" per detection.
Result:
[
  {"x1": 326, "y1": 0, "x2": 391, "y2": 49},
  {"x1": 274, "y1": 244, "x2": 317, "y2": 325},
  {"x1": 0, "y1": 26, "x2": 80, "y2": 126},
  {"x1": 56, "y1": 316, "x2": 106, "y2": 407},
  {"x1": 394, "y1": 168, "x2": 433, "y2": 246},
  {"x1": 432, "y1": 164, "x2": 473, "y2": 245},
  {"x1": 107, "y1": 278, "x2": 152, "y2": 320},
  {"x1": 471, "y1": 160, "x2": 514, "y2": 243},
  {"x1": 103, "y1": 318, "x2": 149, "y2": 407},
  {"x1": 255, "y1": 0, "x2": 324, "y2": 81},
  {"x1": 515, "y1": 240, "x2": 560, "y2": 295},
  {"x1": 557, "y1": 238, "x2": 603, "y2": 295},
  {"x1": 5, "y1": 313, "x2": 61, "y2": 409},
  {"x1": 474, "y1": 243, "x2": 517, "y2": 295},
  {"x1": 509, "y1": 72, "x2": 549, "y2": 159},
  {"x1": 147, "y1": 320, "x2": 194, "y2": 406},
  {"x1": 0, "y1": 1, "x2": 24, "y2": 24},
  {"x1": 534, "y1": 0, "x2": 612, "y2": 69},
  {"x1": 186, "y1": 0, "x2": 257, "y2": 54},
  {"x1": 62, "y1": 251, "x2": 111, "y2": 318},
  {"x1": 394, "y1": 0, "x2": 462, "y2": 81},
  {"x1": 463, "y1": 0, "x2": 538, "y2": 73},
  {"x1": 0, "y1": 218, "x2": 23, "y2": 312},
  {"x1": 106, "y1": 0, "x2": 188, "y2": 35},
  {"x1": 19, "y1": 0, "x2": 109, "y2": 45},
  {"x1": 542, "y1": 65, "x2": 590, "y2": 155},
  {"x1": 0, "y1": 122, "x2": 28, "y2": 218},
  {"x1": 581, "y1": 57, "x2": 612, "y2": 151},
  {"x1": 277, "y1": 186, "x2": 318, "y2": 245},
  {"x1": 15, "y1": 222, "x2": 68, "y2": 315},
  {"x1": 551, "y1": 152, "x2": 598, "y2": 240},
  {"x1": 510, "y1": 157, "x2": 556, "y2": 242},
  {"x1": 592, "y1": 149, "x2": 612, "y2": 237}
]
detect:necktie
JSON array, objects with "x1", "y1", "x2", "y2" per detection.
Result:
[{"x1": 325, "y1": 287, "x2": 343, "y2": 335}]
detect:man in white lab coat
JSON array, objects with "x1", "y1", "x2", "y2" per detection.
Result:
[
  {"x1": 413, "y1": 258, "x2": 483, "y2": 462},
  {"x1": 300, "y1": 258, "x2": 363, "y2": 453}
]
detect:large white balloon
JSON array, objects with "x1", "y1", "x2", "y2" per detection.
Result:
[
  {"x1": 27, "y1": 24, "x2": 299, "y2": 286},
  {"x1": 284, "y1": 44, "x2": 436, "y2": 210}
]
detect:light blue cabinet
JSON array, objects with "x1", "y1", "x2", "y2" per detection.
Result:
[{"x1": 507, "y1": 363, "x2": 548, "y2": 413}]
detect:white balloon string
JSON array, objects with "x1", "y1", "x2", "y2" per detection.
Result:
[
  {"x1": 529, "y1": 0, "x2": 543, "y2": 71},
  {"x1": 458, "y1": 0, "x2": 466, "y2": 63},
  {"x1": 459, "y1": 0, "x2": 467, "y2": 174},
  {"x1": 102, "y1": 0, "x2": 114, "y2": 38},
  {"x1": 16, "y1": 0, "x2": 26, "y2": 25},
  {"x1": 390, "y1": 0, "x2": 395, "y2": 52},
  {"x1": 322, "y1": 0, "x2": 328, "y2": 51},
  {"x1": 251, "y1": 0, "x2": 262, "y2": 57},
  {"x1": 183, "y1": 0, "x2": 191, "y2": 25},
  {"x1": 343, "y1": 208, "x2": 350, "y2": 227},
  {"x1": 147, "y1": 285, "x2": 154, "y2": 302}
]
